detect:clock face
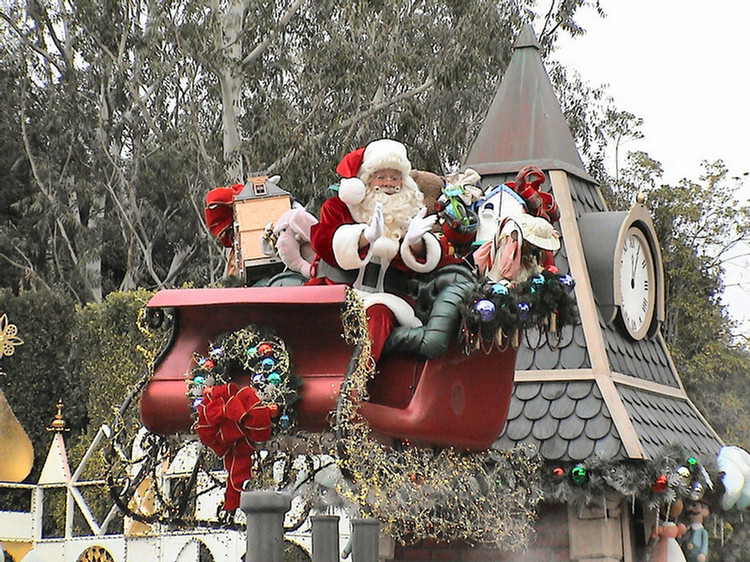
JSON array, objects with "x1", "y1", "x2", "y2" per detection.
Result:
[{"x1": 618, "y1": 227, "x2": 656, "y2": 339}]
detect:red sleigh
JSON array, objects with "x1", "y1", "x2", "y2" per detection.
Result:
[{"x1": 139, "y1": 281, "x2": 517, "y2": 452}]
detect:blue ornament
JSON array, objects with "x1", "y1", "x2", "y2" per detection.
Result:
[
  {"x1": 474, "y1": 299, "x2": 497, "y2": 322},
  {"x1": 252, "y1": 373, "x2": 265, "y2": 385},
  {"x1": 560, "y1": 274, "x2": 575, "y2": 293},
  {"x1": 491, "y1": 283, "x2": 509, "y2": 296},
  {"x1": 192, "y1": 375, "x2": 206, "y2": 385},
  {"x1": 279, "y1": 414, "x2": 291, "y2": 428},
  {"x1": 192, "y1": 397, "x2": 203, "y2": 409},
  {"x1": 268, "y1": 372, "x2": 282, "y2": 386},
  {"x1": 246, "y1": 346, "x2": 258, "y2": 356},
  {"x1": 262, "y1": 357, "x2": 275, "y2": 370},
  {"x1": 209, "y1": 346, "x2": 223, "y2": 359},
  {"x1": 531, "y1": 275, "x2": 545, "y2": 285},
  {"x1": 516, "y1": 302, "x2": 530, "y2": 321}
]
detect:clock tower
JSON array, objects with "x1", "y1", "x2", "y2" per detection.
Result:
[{"x1": 464, "y1": 25, "x2": 721, "y2": 465}]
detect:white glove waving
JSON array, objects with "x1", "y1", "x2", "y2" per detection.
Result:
[
  {"x1": 363, "y1": 202, "x2": 384, "y2": 243},
  {"x1": 404, "y1": 207, "x2": 437, "y2": 247}
]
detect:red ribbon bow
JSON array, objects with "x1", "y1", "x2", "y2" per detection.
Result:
[{"x1": 194, "y1": 382, "x2": 272, "y2": 510}]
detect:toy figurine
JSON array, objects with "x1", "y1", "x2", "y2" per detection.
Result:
[
  {"x1": 648, "y1": 501, "x2": 687, "y2": 562},
  {"x1": 680, "y1": 502, "x2": 709, "y2": 562}
]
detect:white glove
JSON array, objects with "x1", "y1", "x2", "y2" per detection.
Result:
[
  {"x1": 363, "y1": 202, "x2": 384, "y2": 243},
  {"x1": 404, "y1": 207, "x2": 437, "y2": 247}
]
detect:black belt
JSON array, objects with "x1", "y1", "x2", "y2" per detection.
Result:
[{"x1": 316, "y1": 259, "x2": 416, "y2": 297}]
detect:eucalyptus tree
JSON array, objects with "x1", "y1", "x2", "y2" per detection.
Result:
[{"x1": 1, "y1": 0, "x2": 597, "y2": 302}]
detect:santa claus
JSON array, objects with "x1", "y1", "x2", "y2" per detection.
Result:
[{"x1": 307, "y1": 139, "x2": 458, "y2": 360}]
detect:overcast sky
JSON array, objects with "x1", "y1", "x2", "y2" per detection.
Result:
[{"x1": 551, "y1": 1, "x2": 750, "y2": 336}]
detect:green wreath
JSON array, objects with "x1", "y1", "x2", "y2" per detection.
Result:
[{"x1": 185, "y1": 324, "x2": 301, "y2": 434}]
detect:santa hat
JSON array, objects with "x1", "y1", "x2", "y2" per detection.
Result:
[{"x1": 336, "y1": 139, "x2": 412, "y2": 206}]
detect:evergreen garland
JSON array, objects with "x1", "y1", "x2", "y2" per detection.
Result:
[{"x1": 459, "y1": 270, "x2": 579, "y2": 351}]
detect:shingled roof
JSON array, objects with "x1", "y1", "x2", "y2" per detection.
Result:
[{"x1": 467, "y1": 25, "x2": 722, "y2": 462}]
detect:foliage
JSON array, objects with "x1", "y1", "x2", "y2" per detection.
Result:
[
  {"x1": 0, "y1": 0, "x2": 599, "y2": 304},
  {"x1": 0, "y1": 287, "x2": 85, "y2": 481},
  {"x1": 68, "y1": 289, "x2": 160, "y2": 477}
]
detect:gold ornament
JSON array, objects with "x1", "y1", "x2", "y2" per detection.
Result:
[{"x1": 0, "y1": 313, "x2": 24, "y2": 357}]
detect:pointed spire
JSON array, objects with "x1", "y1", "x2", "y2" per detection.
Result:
[
  {"x1": 47, "y1": 399, "x2": 68, "y2": 433},
  {"x1": 464, "y1": 24, "x2": 594, "y2": 183},
  {"x1": 39, "y1": 401, "x2": 71, "y2": 485}
]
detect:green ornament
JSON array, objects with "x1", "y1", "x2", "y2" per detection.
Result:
[
  {"x1": 570, "y1": 465, "x2": 588, "y2": 485},
  {"x1": 686, "y1": 457, "x2": 698, "y2": 468}
]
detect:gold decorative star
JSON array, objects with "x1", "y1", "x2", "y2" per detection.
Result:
[{"x1": 0, "y1": 314, "x2": 24, "y2": 357}]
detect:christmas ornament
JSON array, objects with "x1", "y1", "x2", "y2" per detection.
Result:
[
  {"x1": 491, "y1": 283, "x2": 509, "y2": 296},
  {"x1": 516, "y1": 302, "x2": 530, "y2": 322},
  {"x1": 268, "y1": 372, "x2": 282, "y2": 386},
  {"x1": 258, "y1": 343, "x2": 273, "y2": 356},
  {"x1": 690, "y1": 481, "x2": 705, "y2": 501},
  {"x1": 651, "y1": 474, "x2": 668, "y2": 493},
  {"x1": 676, "y1": 465, "x2": 691, "y2": 484},
  {"x1": 559, "y1": 274, "x2": 575, "y2": 293},
  {"x1": 475, "y1": 299, "x2": 497, "y2": 322},
  {"x1": 570, "y1": 465, "x2": 588, "y2": 485},
  {"x1": 262, "y1": 357, "x2": 276, "y2": 370},
  {"x1": 551, "y1": 466, "x2": 565, "y2": 480},
  {"x1": 546, "y1": 265, "x2": 559, "y2": 274}
]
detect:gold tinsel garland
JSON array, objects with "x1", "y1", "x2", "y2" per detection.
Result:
[{"x1": 334, "y1": 288, "x2": 542, "y2": 549}]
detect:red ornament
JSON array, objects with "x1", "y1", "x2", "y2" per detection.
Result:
[
  {"x1": 651, "y1": 474, "x2": 668, "y2": 493},
  {"x1": 552, "y1": 466, "x2": 565, "y2": 479},
  {"x1": 202, "y1": 358, "x2": 215, "y2": 371},
  {"x1": 267, "y1": 403, "x2": 279, "y2": 417},
  {"x1": 546, "y1": 265, "x2": 559, "y2": 274},
  {"x1": 257, "y1": 343, "x2": 273, "y2": 357}
]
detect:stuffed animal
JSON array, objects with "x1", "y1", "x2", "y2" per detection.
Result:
[
  {"x1": 409, "y1": 169, "x2": 444, "y2": 215},
  {"x1": 260, "y1": 206, "x2": 318, "y2": 278}
]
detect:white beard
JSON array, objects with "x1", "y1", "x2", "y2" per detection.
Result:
[{"x1": 349, "y1": 176, "x2": 424, "y2": 241}]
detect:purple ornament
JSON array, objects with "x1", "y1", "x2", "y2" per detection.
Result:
[
  {"x1": 474, "y1": 299, "x2": 497, "y2": 322},
  {"x1": 252, "y1": 373, "x2": 265, "y2": 385},
  {"x1": 516, "y1": 302, "x2": 530, "y2": 321},
  {"x1": 560, "y1": 274, "x2": 575, "y2": 293},
  {"x1": 192, "y1": 397, "x2": 203, "y2": 409}
]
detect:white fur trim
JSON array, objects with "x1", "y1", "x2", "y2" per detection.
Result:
[
  {"x1": 371, "y1": 237, "x2": 400, "y2": 261},
  {"x1": 359, "y1": 139, "x2": 411, "y2": 182},
  {"x1": 400, "y1": 232, "x2": 441, "y2": 273},
  {"x1": 332, "y1": 224, "x2": 373, "y2": 270},
  {"x1": 359, "y1": 292, "x2": 422, "y2": 328},
  {"x1": 338, "y1": 177, "x2": 367, "y2": 206}
]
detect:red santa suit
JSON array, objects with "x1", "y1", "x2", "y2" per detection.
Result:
[
  {"x1": 306, "y1": 139, "x2": 458, "y2": 360},
  {"x1": 307, "y1": 195, "x2": 457, "y2": 359}
]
